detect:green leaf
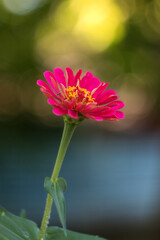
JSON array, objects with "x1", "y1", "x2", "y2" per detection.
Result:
[
  {"x1": 19, "y1": 209, "x2": 26, "y2": 219},
  {"x1": 45, "y1": 227, "x2": 107, "y2": 240},
  {"x1": 44, "y1": 177, "x2": 67, "y2": 233},
  {"x1": 0, "y1": 206, "x2": 39, "y2": 240}
]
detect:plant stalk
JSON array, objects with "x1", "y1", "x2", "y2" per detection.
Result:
[{"x1": 38, "y1": 121, "x2": 77, "y2": 240}]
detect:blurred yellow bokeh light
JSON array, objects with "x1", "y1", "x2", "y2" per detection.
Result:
[
  {"x1": 35, "y1": 0, "x2": 128, "y2": 67},
  {"x1": 54, "y1": 0, "x2": 126, "y2": 51}
]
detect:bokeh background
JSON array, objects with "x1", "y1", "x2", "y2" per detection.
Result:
[{"x1": 0, "y1": 0, "x2": 160, "y2": 239}]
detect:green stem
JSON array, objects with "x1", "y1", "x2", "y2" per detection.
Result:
[{"x1": 38, "y1": 121, "x2": 77, "y2": 240}]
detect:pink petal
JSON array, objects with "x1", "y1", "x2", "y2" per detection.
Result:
[
  {"x1": 115, "y1": 111, "x2": 125, "y2": 119},
  {"x1": 74, "y1": 69, "x2": 82, "y2": 86},
  {"x1": 66, "y1": 67, "x2": 74, "y2": 87},
  {"x1": 82, "y1": 113, "x2": 103, "y2": 121},
  {"x1": 37, "y1": 80, "x2": 51, "y2": 89},
  {"x1": 107, "y1": 101, "x2": 125, "y2": 110},
  {"x1": 99, "y1": 109, "x2": 115, "y2": 117},
  {"x1": 103, "y1": 115, "x2": 119, "y2": 121},
  {"x1": 68, "y1": 109, "x2": 78, "y2": 119},
  {"x1": 81, "y1": 103, "x2": 98, "y2": 112},
  {"x1": 80, "y1": 104, "x2": 115, "y2": 120},
  {"x1": 82, "y1": 104, "x2": 111, "y2": 114},
  {"x1": 53, "y1": 107, "x2": 67, "y2": 116},
  {"x1": 40, "y1": 88, "x2": 53, "y2": 99},
  {"x1": 88, "y1": 78, "x2": 101, "y2": 92},
  {"x1": 80, "y1": 72, "x2": 101, "y2": 91},
  {"x1": 89, "y1": 77, "x2": 101, "y2": 92},
  {"x1": 43, "y1": 71, "x2": 59, "y2": 93},
  {"x1": 92, "y1": 82, "x2": 109, "y2": 98},
  {"x1": 80, "y1": 72, "x2": 93, "y2": 89},
  {"x1": 74, "y1": 102, "x2": 84, "y2": 112},
  {"x1": 96, "y1": 89, "x2": 117, "y2": 104},
  {"x1": 93, "y1": 116, "x2": 103, "y2": 121},
  {"x1": 54, "y1": 68, "x2": 67, "y2": 87},
  {"x1": 37, "y1": 80, "x2": 61, "y2": 100},
  {"x1": 48, "y1": 98, "x2": 60, "y2": 106},
  {"x1": 102, "y1": 96, "x2": 119, "y2": 105}
]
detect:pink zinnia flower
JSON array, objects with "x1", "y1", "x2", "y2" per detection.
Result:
[{"x1": 37, "y1": 68, "x2": 125, "y2": 121}]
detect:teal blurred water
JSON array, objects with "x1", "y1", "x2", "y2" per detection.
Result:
[{"x1": 0, "y1": 122, "x2": 159, "y2": 229}]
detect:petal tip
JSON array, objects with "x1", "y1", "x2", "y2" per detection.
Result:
[{"x1": 37, "y1": 80, "x2": 41, "y2": 86}]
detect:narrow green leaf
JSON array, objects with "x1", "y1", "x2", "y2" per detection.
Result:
[
  {"x1": 20, "y1": 209, "x2": 26, "y2": 219},
  {"x1": 45, "y1": 227, "x2": 107, "y2": 240},
  {"x1": 0, "y1": 206, "x2": 39, "y2": 240},
  {"x1": 44, "y1": 177, "x2": 67, "y2": 233}
]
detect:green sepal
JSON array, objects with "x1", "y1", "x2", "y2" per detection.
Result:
[
  {"x1": 45, "y1": 227, "x2": 107, "y2": 240},
  {"x1": 0, "y1": 206, "x2": 39, "y2": 240},
  {"x1": 63, "y1": 115, "x2": 85, "y2": 125},
  {"x1": 44, "y1": 177, "x2": 67, "y2": 234}
]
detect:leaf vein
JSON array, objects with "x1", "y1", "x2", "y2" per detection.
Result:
[{"x1": 0, "y1": 223, "x2": 25, "y2": 240}]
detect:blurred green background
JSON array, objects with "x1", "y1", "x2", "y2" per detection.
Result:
[{"x1": 0, "y1": 0, "x2": 160, "y2": 239}]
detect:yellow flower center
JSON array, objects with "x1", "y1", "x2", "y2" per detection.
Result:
[{"x1": 65, "y1": 86, "x2": 95, "y2": 103}]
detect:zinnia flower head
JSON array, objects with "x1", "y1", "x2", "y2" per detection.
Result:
[{"x1": 37, "y1": 68, "x2": 125, "y2": 121}]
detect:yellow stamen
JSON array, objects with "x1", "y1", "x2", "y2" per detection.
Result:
[{"x1": 65, "y1": 86, "x2": 95, "y2": 103}]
